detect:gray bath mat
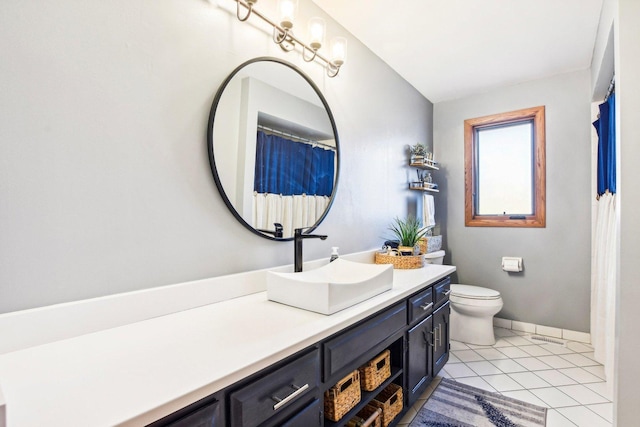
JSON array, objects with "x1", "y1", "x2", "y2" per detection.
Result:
[{"x1": 409, "y1": 378, "x2": 546, "y2": 427}]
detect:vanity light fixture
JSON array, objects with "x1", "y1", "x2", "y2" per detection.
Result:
[{"x1": 233, "y1": 0, "x2": 347, "y2": 77}]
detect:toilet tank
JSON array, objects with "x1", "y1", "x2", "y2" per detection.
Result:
[{"x1": 424, "y1": 250, "x2": 445, "y2": 265}]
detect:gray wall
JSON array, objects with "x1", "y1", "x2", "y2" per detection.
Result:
[
  {"x1": 0, "y1": 0, "x2": 432, "y2": 313},
  {"x1": 434, "y1": 70, "x2": 592, "y2": 332}
]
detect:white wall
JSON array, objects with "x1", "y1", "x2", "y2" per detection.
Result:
[
  {"x1": 0, "y1": 0, "x2": 433, "y2": 313},
  {"x1": 614, "y1": 0, "x2": 640, "y2": 424},
  {"x1": 434, "y1": 70, "x2": 592, "y2": 332}
]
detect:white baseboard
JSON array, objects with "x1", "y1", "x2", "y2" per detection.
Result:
[{"x1": 493, "y1": 317, "x2": 591, "y2": 344}]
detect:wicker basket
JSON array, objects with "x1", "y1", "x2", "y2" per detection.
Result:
[
  {"x1": 419, "y1": 235, "x2": 442, "y2": 254},
  {"x1": 358, "y1": 350, "x2": 391, "y2": 391},
  {"x1": 353, "y1": 405, "x2": 383, "y2": 427},
  {"x1": 375, "y1": 252, "x2": 424, "y2": 269},
  {"x1": 324, "y1": 370, "x2": 362, "y2": 422},
  {"x1": 370, "y1": 383, "x2": 403, "y2": 427}
]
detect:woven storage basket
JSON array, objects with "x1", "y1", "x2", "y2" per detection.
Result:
[
  {"x1": 375, "y1": 252, "x2": 424, "y2": 269},
  {"x1": 358, "y1": 350, "x2": 391, "y2": 391},
  {"x1": 419, "y1": 236, "x2": 443, "y2": 254},
  {"x1": 346, "y1": 405, "x2": 382, "y2": 427},
  {"x1": 370, "y1": 383, "x2": 403, "y2": 427},
  {"x1": 324, "y1": 370, "x2": 362, "y2": 422}
]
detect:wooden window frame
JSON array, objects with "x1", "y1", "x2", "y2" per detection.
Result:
[{"x1": 464, "y1": 106, "x2": 546, "y2": 228}]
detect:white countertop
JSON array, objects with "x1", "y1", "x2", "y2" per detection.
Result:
[{"x1": 0, "y1": 263, "x2": 455, "y2": 426}]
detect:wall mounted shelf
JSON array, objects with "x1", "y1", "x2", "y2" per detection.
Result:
[
  {"x1": 409, "y1": 162, "x2": 439, "y2": 171},
  {"x1": 409, "y1": 186, "x2": 440, "y2": 193}
]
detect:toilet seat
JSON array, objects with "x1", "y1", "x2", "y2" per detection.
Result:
[{"x1": 450, "y1": 284, "x2": 501, "y2": 300}]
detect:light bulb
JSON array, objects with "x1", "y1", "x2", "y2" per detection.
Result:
[
  {"x1": 330, "y1": 37, "x2": 347, "y2": 66},
  {"x1": 308, "y1": 17, "x2": 325, "y2": 50},
  {"x1": 277, "y1": 0, "x2": 297, "y2": 30}
]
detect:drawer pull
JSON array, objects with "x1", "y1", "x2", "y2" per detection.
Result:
[
  {"x1": 443, "y1": 290, "x2": 452, "y2": 296},
  {"x1": 420, "y1": 302, "x2": 434, "y2": 311},
  {"x1": 272, "y1": 383, "x2": 309, "y2": 411}
]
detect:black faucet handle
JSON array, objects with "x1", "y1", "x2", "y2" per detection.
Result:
[{"x1": 258, "y1": 222, "x2": 284, "y2": 238}]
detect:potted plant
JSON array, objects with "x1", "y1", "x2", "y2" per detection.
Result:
[
  {"x1": 388, "y1": 215, "x2": 428, "y2": 255},
  {"x1": 409, "y1": 143, "x2": 427, "y2": 164}
]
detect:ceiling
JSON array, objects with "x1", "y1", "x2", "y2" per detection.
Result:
[{"x1": 312, "y1": 0, "x2": 604, "y2": 103}]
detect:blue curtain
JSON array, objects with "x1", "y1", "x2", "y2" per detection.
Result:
[
  {"x1": 593, "y1": 93, "x2": 616, "y2": 196},
  {"x1": 254, "y1": 131, "x2": 335, "y2": 197}
]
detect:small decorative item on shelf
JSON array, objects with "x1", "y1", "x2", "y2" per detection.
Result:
[
  {"x1": 409, "y1": 143, "x2": 427, "y2": 164},
  {"x1": 324, "y1": 370, "x2": 362, "y2": 422},
  {"x1": 370, "y1": 383, "x2": 403, "y2": 427},
  {"x1": 423, "y1": 152, "x2": 437, "y2": 167}
]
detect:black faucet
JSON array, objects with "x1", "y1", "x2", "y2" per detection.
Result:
[
  {"x1": 257, "y1": 223, "x2": 284, "y2": 239},
  {"x1": 294, "y1": 227, "x2": 327, "y2": 272}
]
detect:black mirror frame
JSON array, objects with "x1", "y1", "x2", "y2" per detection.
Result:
[{"x1": 207, "y1": 57, "x2": 340, "y2": 241}]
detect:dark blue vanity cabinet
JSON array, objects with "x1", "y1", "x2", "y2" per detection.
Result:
[
  {"x1": 149, "y1": 276, "x2": 451, "y2": 427},
  {"x1": 228, "y1": 348, "x2": 321, "y2": 427},
  {"x1": 147, "y1": 393, "x2": 224, "y2": 427},
  {"x1": 405, "y1": 276, "x2": 450, "y2": 407},
  {"x1": 432, "y1": 302, "x2": 451, "y2": 376}
]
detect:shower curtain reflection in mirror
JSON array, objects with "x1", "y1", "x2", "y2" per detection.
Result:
[
  {"x1": 591, "y1": 90, "x2": 616, "y2": 390},
  {"x1": 253, "y1": 131, "x2": 335, "y2": 237}
]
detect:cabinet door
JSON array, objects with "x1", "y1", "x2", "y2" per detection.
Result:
[
  {"x1": 406, "y1": 315, "x2": 433, "y2": 406},
  {"x1": 147, "y1": 396, "x2": 223, "y2": 427},
  {"x1": 433, "y1": 302, "x2": 450, "y2": 375},
  {"x1": 279, "y1": 399, "x2": 322, "y2": 427}
]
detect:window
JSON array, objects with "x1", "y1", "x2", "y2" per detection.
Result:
[{"x1": 464, "y1": 106, "x2": 546, "y2": 227}]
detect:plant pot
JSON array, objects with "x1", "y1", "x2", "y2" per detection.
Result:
[
  {"x1": 410, "y1": 155, "x2": 424, "y2": 164},
  {"x1": 398, "y1": 245, "x2": 414, "y2": 255}
]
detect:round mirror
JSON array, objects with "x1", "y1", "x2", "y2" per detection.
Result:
[{"x1": 208, "y1": 57, "x2": 340, "y2": 240}]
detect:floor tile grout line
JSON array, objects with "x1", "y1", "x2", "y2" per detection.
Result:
[
  {"x1": 582, "y1": 402, "x2": 614, "y2": 424},
  {"x1": 421, "y1": 327, "x2": 614, "y2": 426}
]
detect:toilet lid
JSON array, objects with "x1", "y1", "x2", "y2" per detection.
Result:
[{"x1": 451, "y1": 284, "x2": 501, "y2": 300}]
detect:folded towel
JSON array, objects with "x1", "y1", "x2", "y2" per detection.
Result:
[{"x1": 423, "y1": 194, "x2": 436, "y2": 228}]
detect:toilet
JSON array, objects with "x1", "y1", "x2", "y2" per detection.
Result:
[
  {"x1": 449, "y1": 284, "x2": 503, "y2": 345},
  {"x1": 424, "y1": 250, "x2": 445, "y2": 265}
]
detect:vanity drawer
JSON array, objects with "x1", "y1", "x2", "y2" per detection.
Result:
[
  {"x1": 408, "y1": 287, "x2": 434, "y2": 325},
  {"x1": 229, "y1": 349, "x2": 319, "y2": 427},
  {"x1": 323, "y1": 303, "x2": 406, "y2": 379},
  {"x1": 148, "y1": 395, "x2": 223, "y2": 427},
  {"x1": 433, "y1": 277, "x2": 451, "y2": 309}
]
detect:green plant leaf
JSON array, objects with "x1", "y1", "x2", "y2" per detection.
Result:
[{"x1": 388, "y1": 215, "x2": 428, "y2": 247}]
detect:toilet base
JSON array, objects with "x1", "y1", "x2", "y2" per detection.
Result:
[{"x1": 450, "y1": 306, "x2": 497, "y2": 346}]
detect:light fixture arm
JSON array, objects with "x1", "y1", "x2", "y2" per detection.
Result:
[
  {"x1": 273, "y1": 27, "x2": 295, "y2": 52},
  {"x1": 326, "y1": 63, "x2": 341, "y2": 78},
  {"x1": 302, "y1": 45, "x2": 318, "y2": 62},
  {"x1": 232, "y1": 0, "x2": 344, "y2": 77},
  {"x1": 236, "y1": 0, "x2": 255, "y2": 22}
]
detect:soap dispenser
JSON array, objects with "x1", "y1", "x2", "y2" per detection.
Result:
[{"x1": 330, "y1": 247, "x2": 339, "y2": 262}]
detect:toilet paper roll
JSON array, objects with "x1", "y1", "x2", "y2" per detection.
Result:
[{"x1": 502, "y1": 257, "x2": 522, "y2": 272}]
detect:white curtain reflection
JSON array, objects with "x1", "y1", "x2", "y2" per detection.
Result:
[{"x1": 253, "y1": 193, "x2": 329, "y2": 237}]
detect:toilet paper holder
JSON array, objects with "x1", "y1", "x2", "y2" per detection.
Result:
[{"x1": 502, "y1": 257, "x2": 523, "y2": 272}]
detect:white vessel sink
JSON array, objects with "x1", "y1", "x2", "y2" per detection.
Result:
[{"x1": 266, "y1": 259, "x2": 394, "y2": 315}]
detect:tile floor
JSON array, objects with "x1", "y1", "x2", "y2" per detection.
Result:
[{"x1": 397, "y1": 327, "x2": 613, "y2": 427}]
